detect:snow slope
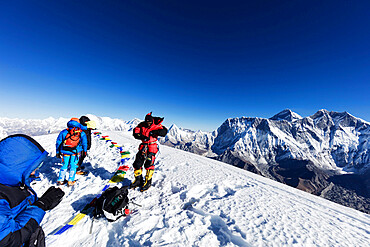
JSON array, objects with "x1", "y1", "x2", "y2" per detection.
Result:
[{"x1": 29, "y1": 131, "x2": 369, "y2": 247}]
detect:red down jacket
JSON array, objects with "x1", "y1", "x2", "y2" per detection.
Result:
[{"x1": 133, "y1": 114, "x2": 167, "y2": 147}]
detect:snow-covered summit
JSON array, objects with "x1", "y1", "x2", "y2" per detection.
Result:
[
  {"x1": 270, "y1": 109, "x2": 302, "y2": 122},
  {"x1": 309, "y1": 109, "x2": 365, "y2": 128}
]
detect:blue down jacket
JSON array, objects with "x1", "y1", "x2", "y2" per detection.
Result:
[
  {"x1": 56, "y1": 120, "x2": 88, "y2": 155},
  {"x1": 0, "y1": 134, "x2": 48, "y2": 246}
]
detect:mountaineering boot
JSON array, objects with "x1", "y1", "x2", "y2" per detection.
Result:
[
  {"x1": 68, "y1": 181, "x2": 76, "y2": 187},
  {"x1": 140, "y1": 169, "x2": 154, "y2": 192},
  {"x1": 76, "y1": 165, "x2": 87, "y2": 175},
  {"x1": 76, "y1": 170, "x2": 88, "y2": 175},
  {"x1": 57, "y1": 180, "x2": 67, "y2": 186},
  {"x1": 130, "y1": 169, "x2": 143, "y2": 189}
]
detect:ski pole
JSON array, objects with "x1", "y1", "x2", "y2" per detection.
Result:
[
  {"x1": 130, "y1": 200, "x2": 142, "y2": 207},
  {"x1": 89, "y1": 217, "x2": 95, "y2": 234}
]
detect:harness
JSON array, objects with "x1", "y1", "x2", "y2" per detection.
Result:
[
  {"x1": 142, "y1": 141, "x2": 157, "y2": 145},
  {"x1": 140, "y1": 142, "x2": 157, "y2": 160}
]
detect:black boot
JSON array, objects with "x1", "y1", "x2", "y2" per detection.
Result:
[
  {"x1": 140, "y1": 169, "x2": 154, "y2": 192},
  {"x1": 130, "y1": 169, "x2": 143, "y2": 189}
]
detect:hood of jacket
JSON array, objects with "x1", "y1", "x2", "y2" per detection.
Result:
[{"x1": 0, "y1": 134, "x2": 48, "y2": 187}]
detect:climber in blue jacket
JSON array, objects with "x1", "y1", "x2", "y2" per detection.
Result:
[
  {"x1": 55, "y1": 118, "x2": 88, "y2": 186},
  {"x1": 0, "y1": 134, "x2": 65, "y2": 247}
]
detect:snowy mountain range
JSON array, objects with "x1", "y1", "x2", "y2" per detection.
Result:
[
  {"x1": 162, "y1": 109, "x2": 369, "y2": 172},
  {"x1": 0, "y1": 114, "x2": 140, "y2": 139},
  {"x1": 159, "y1": 109, "x2": 370, "y2": 214},
  {"x1": 1, "y1": 110, "x2": 369, "y2": 214}
]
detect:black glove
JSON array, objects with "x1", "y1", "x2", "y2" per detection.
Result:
[
  {"x1": 151, "y1": 127, "x2": 168, "y2": 137},
  {"x1": 142, "y1": 135, "x2": 150, "y2": 141},
  {"x1": 34, "y1": 186, "x2": 65, "y2": 211},
  {"x1": 133, "y1": 132, "x2": 150, "y2": 141},
  {"x1": 150, "y1": 130, "x2": 161, "y2": 137},
  {"x1": 56, "y1": 153, "x2": 62, "y2": 159}
]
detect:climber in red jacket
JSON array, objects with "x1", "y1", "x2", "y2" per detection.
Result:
[{"x1": 131, "y1": 112, "x2": 168, "y2": 192}]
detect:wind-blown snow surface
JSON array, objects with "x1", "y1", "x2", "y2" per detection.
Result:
[{"x1": 30, "y1": 131, "x2": 369, "y2": 247}]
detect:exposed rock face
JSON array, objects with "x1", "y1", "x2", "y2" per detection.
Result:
[{"x1": 159, "y1": 109, "x2": 370, "y2": 214}]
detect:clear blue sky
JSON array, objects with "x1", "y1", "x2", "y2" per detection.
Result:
[{"x1": 0, "y1": 0, "x2": 369, "y2": 131}]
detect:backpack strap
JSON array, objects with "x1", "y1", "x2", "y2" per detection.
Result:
[{"x1": 62, "y1": 128, "x2": 81, "y2": 153}]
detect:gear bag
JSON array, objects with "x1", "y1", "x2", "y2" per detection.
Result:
[
  {"x1": 62, "y1": 127, "x2": 81, "y2": 152},
  {"x1": 93, "y1": 186, "x2": 130, "y2": 222}
]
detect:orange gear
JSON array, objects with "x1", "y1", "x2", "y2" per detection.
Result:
[{"x1": 70, "y1": 118, "x2": 80, "y2": 123}]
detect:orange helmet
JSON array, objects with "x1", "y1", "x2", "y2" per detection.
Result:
[{"x1": 70, "y1": 118, "x2": 80, "y2": 123}]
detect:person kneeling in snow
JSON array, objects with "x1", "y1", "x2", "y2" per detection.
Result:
[
  {"x1": 56, "y1": 118, "x2": 88, "y2": 186},
  {"x1": 131, "y1": 112, "x2": 168, "y2": 192},
  {"x1": 0, "y1": 134, "x2": 65, "y2": 247}
]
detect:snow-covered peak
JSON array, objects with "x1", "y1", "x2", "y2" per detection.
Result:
[
  {"x1": 126, "y1": 118, "x2": 141, "y2": 125},
  {"x1": 168, "y1": 123, "x2": 180, "y2": 132},
  {"x1": 310, "y1": 109, "x2": 331, "y2": 121},
  {"x1": 270, "y1": 109, "x2": 302, "y2": 122},
  {"x1": 221, "y1": 117, "x2": 257, "y2": 131},
  {"x1": 309, "y1": 109, "x2": 364, "y2": 129},
  {"x1": 160, "y1": 124, "x2": 216, "y2": 156}
]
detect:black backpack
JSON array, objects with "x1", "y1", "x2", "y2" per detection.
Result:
[{"x1": 93, "y1": 186, "x2": 130, "y2": 222}]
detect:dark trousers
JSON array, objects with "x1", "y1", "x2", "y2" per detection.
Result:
[
  {"x1": 77, "y1": 152, "x2": 86, "y2": 167},
  {"x1": 132, "y1": 143, "x2": 158, "y2": 170}
]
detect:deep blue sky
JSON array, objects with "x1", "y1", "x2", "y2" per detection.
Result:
[{"x1": 0, "y1": 1, "x2": 369, "y2": 131}]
